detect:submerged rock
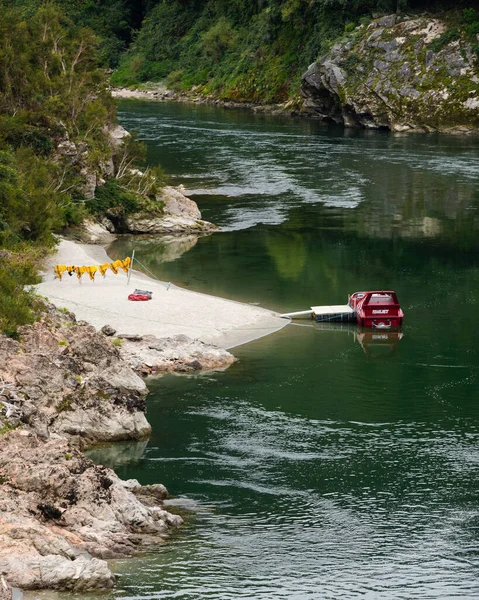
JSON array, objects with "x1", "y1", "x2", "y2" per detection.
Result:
[{"x1": 301, "y1": 15, "x2": 479, "y2": 133}]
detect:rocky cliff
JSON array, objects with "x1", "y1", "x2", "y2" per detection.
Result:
[
  {"x1": 301, "y1": 15, "x2": 479, "y2": 133},
  {"x1": 0, "y1": 431, "x2": 182, "y2": 591},
  {"x1": 0, "y1": 303, "x2": 234, "y2": 592},
  {"x1": 115, "y1": 185, "x2": 219, "y2": 235}
]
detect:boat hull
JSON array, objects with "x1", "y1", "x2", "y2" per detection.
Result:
[{"x1": 349, "y1": 291, "x2": 404, "y2": 330}]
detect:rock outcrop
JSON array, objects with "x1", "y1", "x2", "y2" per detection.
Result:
[
  {"x1": 0, "y1": 431, "x2": 182, "y2": 591},
  {"x1": 0, "y1": 304, "x2": 151, "y2": 446},
  {"x1": 0, "y1": 303, "x2": 190, "y2": 592},
  {"x1": 80, "y1": 185, "x2": 218, "y2": 238},
  {"x1": 121, "y1": 185, "x2": 219, "y2": 234},
  {"x1": 118, "y1": 333, "x2": 236, "y2": 375},
  {"x1": 301, "y1": 15, "x2": 479, "y2": 133}
]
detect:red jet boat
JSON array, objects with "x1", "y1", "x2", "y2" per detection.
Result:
[{"x1": 348, "y1": 291, "x2": 404, "y2": 329}]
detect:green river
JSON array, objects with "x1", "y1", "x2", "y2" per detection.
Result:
[{"x1": 50, "y1": 101, "x2": 479, "y2": 599}]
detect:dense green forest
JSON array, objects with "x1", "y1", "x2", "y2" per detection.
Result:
[
  {"x1": 118, "y1": 0, "x2": 477, "y2": 102},
  {"x1": 8, "y1": 1, "x2": 478, "y2": 103}
]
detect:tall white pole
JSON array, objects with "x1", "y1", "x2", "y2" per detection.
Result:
[{"x1": 127, "y1": 249, "x2": 135, "y2": 286}]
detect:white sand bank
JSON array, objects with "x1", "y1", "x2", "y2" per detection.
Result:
[{"x1": 35, "y1": 240, "x2": 288, "y2": 349}]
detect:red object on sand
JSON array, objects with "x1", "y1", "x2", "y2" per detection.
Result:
[{"x1": 128, "y1": 293, "x2": 150, "y2": 301}]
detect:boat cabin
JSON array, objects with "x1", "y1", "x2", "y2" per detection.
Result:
[{"x1": 348, "y1": 291, "x2": 404, "y2": 329}]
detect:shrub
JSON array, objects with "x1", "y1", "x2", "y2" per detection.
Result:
[
  {"x1": 429, "y1": 28, "x2": 460, "y2": 53},
  {"x1": 0, "y1": 252, "x2": 41, "y2": 338},
  {"x1": 200, "y1": 18, "x2": 238, "y2": 62},
  {"x1": 89, "y1": 178, "x2": 141, "y2": 215}
]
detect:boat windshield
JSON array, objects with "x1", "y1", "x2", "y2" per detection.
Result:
[{"x1": 369, "y1": 294, "x2": 395, "y2": 304}]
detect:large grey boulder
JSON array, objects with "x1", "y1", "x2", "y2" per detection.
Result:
[
  {"x1": 122, "y1": 186, "x2": 219, "y2": 234},
  {"x1": 119, "y1": 333, "x2": 237, "y2": 375},
  {"x1": 301, "y1": 15, "x2": 479, "y2": 133}
]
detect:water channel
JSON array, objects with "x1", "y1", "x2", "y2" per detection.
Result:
[{"x1": 47, "y1": 101, "x2": 479, "y2": 599}]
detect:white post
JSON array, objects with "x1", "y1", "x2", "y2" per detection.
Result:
[{"x1": 127, "y1": 249, "x2": 135, "y2": 286}]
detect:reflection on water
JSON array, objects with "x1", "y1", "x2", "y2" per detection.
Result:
[
  {"x1": 85, "y1": 439, "x2": 148, "y2": 469},
  {"x1": 55, "y1": 102, "x2": 479, "y2": 599},
  {"x1": 117, "y1": 101, "x2": 479, "y2": 239},
  {"x1": 111, "y1": 233, "x2": 202, "y2": 267},
  {"x1": 355, "y1": 329, "x2": 404, "y2": 358}
]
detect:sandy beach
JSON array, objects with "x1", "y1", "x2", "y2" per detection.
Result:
[{"x1": 35, "y1": 240, "x2": 288, "y2": 349}]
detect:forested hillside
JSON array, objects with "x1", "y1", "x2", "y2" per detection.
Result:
[{"x1": 10, "y1": 1, "x2": 476, "y2": 103}]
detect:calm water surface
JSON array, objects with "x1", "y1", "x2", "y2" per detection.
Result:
[{"x1": 58, "y1": 102, "x2": 479, "y2": 599}]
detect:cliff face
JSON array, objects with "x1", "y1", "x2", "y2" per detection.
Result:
[
  {"x1": 0, "y1": 431, "x2": 182, "y2": 591},
  {"x1": 301, "y1": 15, "x2": 479, "y2": 133},
  {"x1": 0, "y1": 304, "x2": 183, "y2": 592}
]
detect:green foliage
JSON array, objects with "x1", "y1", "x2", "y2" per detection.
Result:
[
  {"x1": 89, "y1": 178, "x2": 141, "y2": 215},
  {"x1": 0, "y1": 3, "x2": 132, "y2": 338},
  {"x1": 0, "y1": 421, "x2": 17, "y2": 435},
  {"x1": 200, "y1": 18, "x2": 238, "y2": 62},
  {"x1": 0, "y1": 3, "x2": 117, "y2": 239},
  {"x1": 340, "y1": 53, "x2": 361, "y2": 72},
  {"x1": 109, "y1": 0, "x2": 400, "y2": 102},
  {"x1": 57, "y1": 396, "x2": 73, "y2": 412},
  {"x1": 0, "y1": 250, "x2": 42, "y2": 337},
  {"x1": 462, "y1": 8, "x2": 479, "y2": 41},
  {"x1": 429, "y1": 27, "x2": 460, "y2": 53}
]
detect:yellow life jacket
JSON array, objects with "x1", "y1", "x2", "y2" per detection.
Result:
[
  {"x1": 109, "y1": 261, "x2": 119, "y2": 275},
  {"x1": 54, "y1": 265, "x2": 67, "y2": 280},
  {"x1": 99, "y1": 262, "x2": 109, "y2": 277},
  {"x1": 75, "y1": 266, "x2": 88, "y2": 279},
  {"x1": 88, "y1": 265, "x2": 98, "y2": 281},
  {"x1": 121, "y1": 257, "x2": 131, "y2": 273}
]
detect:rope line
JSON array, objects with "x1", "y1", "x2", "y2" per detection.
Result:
[{"x1": 132, "y1": 255, "x2": 171, "y2": 290}]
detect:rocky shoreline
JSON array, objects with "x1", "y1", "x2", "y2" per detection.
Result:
[
  {"x1": 111, "y1": 85, "x2": 299, "y2": 117},
  {"x1": 301, "y1": 15, "x2": 479, "y2": 134},
  {"x1": 0, "y1": 302, "x2": 235, "y2": 595}
]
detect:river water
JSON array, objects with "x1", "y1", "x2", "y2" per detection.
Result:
[{"x1": 48, "y1": 101, "x2": 479, "y2": 599}]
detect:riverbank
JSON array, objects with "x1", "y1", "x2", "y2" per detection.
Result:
[
  {"x1": 111, "y1": 85, "x2": 300, "y2": 117},
  {"x1": 35, "y1": 239, "x2": 287, "y2": 352},
  {"x1": 0, "y1": 302, "x2": 184, "y2": 595}
]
